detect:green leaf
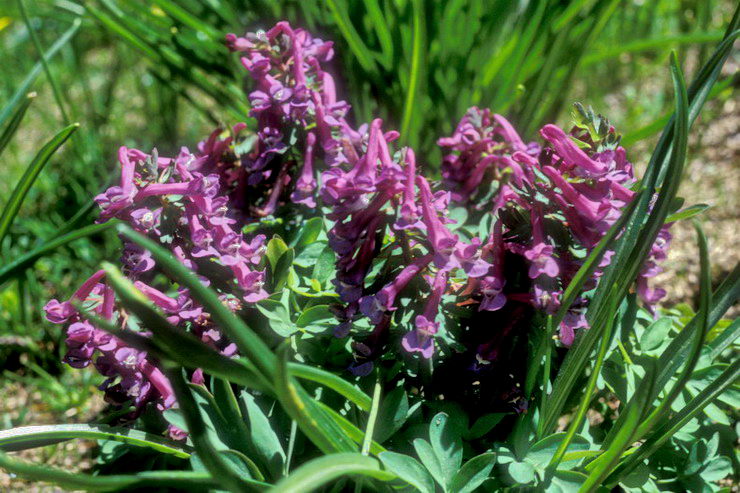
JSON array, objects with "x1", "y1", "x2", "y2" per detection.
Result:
[
  {"x1": 449, "y1": 452, "x2": 495, "y2": 493},
  {"x1": 0, "y1": 451, "x2": 229, "y2": 492},
  {"x1": 272, "y1": 248, "x2": 295, "y2": 291},
  {"x1": 508, "y1": 461, "x2": 536, "y2": 484},
  {"x1": 0, "y1": 123, "x2": 79, "y2": 248},
  {"x1": 429, "y1": 412, "x2": 463, "y2": 488},
  {"x1": 256, "y1": 299, "x2": 296, "y2": 337},
  {"x1": 528, "y1": 433, "x2": 589, "y2": 469},
  {"x1": 0, "y1": 424, "x2": 191, "y2": 458},
  {"x1": 374, "y1": 386, "x2": 410, "y2": 443},
  {"x1": 0, "y1": 92, "x2": 35, "y2": 158},
  {"x1": 266, "y1": 236, "x2": 289, "y2": 274},
  {"x1": 240, "y1": 392, "x2": 286, "y2": 478},
  {"x1": 270, "y1": 453, "x2": 394, "y2": 492},
  {"x1": 295, "y1": 305, "x2": 334, "y2": 329},
  {"x1": 379, "y1": 451, "x2": 435, "y2": 493},
  {"x1": 666, "y1": 203, "x2": 710, "y2": 223},
  {"x1": 639, "y1": 317, "x2": 673, "y2": 352},
  {"x1": 413, "y1": 438, "x2": 445, "y2": 488},
  {"x1": 465, "y1": 413, "x2": 506, "y2": 440},
  {"x1": 292, "y1": 217, "x2": 324, "y2": 248},
  {"x1": 311, "y1": 246, "x2": 336, "y2": 284},
  {"x1": 699, "y1": 456, "x2": 732, "y2": 482}
]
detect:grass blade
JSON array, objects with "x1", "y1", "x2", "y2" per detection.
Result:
[
  {"x1": 117, "y1": 225, "x2": 278, "y2": 382},
  {"x1": 0, "y1": 453, "x2": 225, "y2": 492},
  {"x1": 0, "y1": 20, "x2": 80, "y2": 128},
  {"x1": 579, "y1": 361, "x2": 656, "y2": 492},
  {"x1": 0, "y1": 221, "x2": 116, "y2": 286},
  {"x1": 630, "y1": 220, "x2": 712, "y2": 439},
  {"x1": 324, "y1": 0, "x2": 378, "y2": 73},
  {"x1": 0, "y1": 424, "x2": 191, "y2": 458},
  {"x1": 274, "y1": 346, "x2": 357, "y2": 454},
  {"x1": 0, "y1": 123, "x2": 79, "y2": 248},
  {"x1": 605, "y1": 359, "x2": 740, "y2": 486},
  {"x1": 400, "y1": 0, "x2": 424, "y2": 145},
  {"x1": 288, "y1": 363, "x2": 372, "y2": 412},
  {"x1": 361, "y1": 375, "x2": 382, "y2": 455},
  {"x1": 17, "y1": 0, "x2": 71, "y2": 123},
  {"x1": 543, "y1": 291, "x2": 618, "y2": 481},
  {"x1": 270, "y1": 453, "x2": 394, "y2": 493},
  {"x1": 0, "y1": 92, "x2": 35, "y2": 158}
]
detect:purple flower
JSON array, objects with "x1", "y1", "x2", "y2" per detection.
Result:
[
  {"x1": 359, "y1": 254, "x2": 433, "y2": 324},
  {"x1": 479, "y1": 276, "x2": 506, "y2": 311},
  {"x1": 401, "y1": 270, "x2": 447, "y2": 358},
  {"x1": 540, "y1": 124, "x2": 607, "y2": 176},
  {"x1": 560, "y1": 308, "x2": 589, "y2": 346},
  {"x1": 44, "y1": 299, "x2": 76, "y2": 324},
  {"x1": 524, "y1": 243, "x2": 559, "y2": 279},
  {"x1": 290, "y1": 132, "x2": 318, "y2": 207}
]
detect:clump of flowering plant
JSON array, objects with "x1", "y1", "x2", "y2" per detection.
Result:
[
  {"x1": 2, "y1": 15, "x2": 734, "y2": 493},
  {"x1": 44, "y1": 21, "x2": 678, "y2": 425}
]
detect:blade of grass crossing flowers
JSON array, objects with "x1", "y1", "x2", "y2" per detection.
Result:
[
  {"x1": 588, "y1": 22, "x2": 739, "y2": 316},
  {"x1": 0, "y1": 453, "x2": 224, "y2": 492},
  {"x1": 543, "y1": 292, "x2": 618, "y2": 483},
  {"x1": 0, "y1": 92, "x2": 35, "y2": 158},
  {"x1": 270, "y1": 453, "x2": 395, "y2": 493},
  {"x1": 0, "y1": 424, "x2": 191, "y2": 457},
  {"x1": 630, "y1": 221, "x2": 711, "y2": 440},
  {"x1": 542, "y1": 54, "x2": 689, "y2": 436},
  {"x1": 96, "y1": 264, "x2": 271, "y2": 392},
  {"x1": 288, "y1": 363, "x2": 372, "y2": 412},
  {"x1": 525, "y1": 196, "x2": 639, "y2": 400},
  {"x1": 274, "y1": 346, "x2": 357, "y2": 454},
  {"x1": 163, "y1": 363, "x2": 261, "y2": 493},
  {"x1": 579, "y1": 361, "x2": 657, "y2": 493},
  {"x1": 604, "y1": 359, "x2": 740, "y2": 486},
  {"x1": 0, "y1": 123, "x2": 79, "y2": 249},
  {"x1": 118, "y1": 225, "x2": 278, "y2": 382}
]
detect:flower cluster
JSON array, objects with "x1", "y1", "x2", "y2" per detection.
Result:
[
  {"x1": 438, "y1": 106, "x2": 672, "y2": 346},
  {"x1": 45, "y1": 22, "x2": 674, "y2": 425},
  {"x1": 226, "y1": 23, "x2": 672, "y2": 370},
  {"x1": 229, "y1": 23, "x2": 499, "y2": 373},
  {"x1": 45, "y1": 138, "x2": 268, "y2": 428}
]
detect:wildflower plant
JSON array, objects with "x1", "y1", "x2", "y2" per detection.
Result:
[{"x1": 0, "y1": 10, "x2": 738, "y2": 493}]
